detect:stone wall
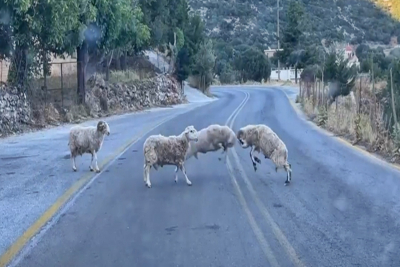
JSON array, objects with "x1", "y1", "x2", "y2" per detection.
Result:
[
  {"x1": 0, "y1": 84, "x2": 31, "y2": 136},
  {"x1": 0, "y1": 74, "x2": 185, "y2": 137},
  {"x1": 83, "y1": 73, "x2": 185, "y2": 118}
]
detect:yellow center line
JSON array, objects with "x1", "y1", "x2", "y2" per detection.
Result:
[
  {"x1": 230, "y1": 148, "x2": 306, "y2": 267},
  {"x1": 222, "y1": 90, "x2": 279, "y2": 266},
  {"x1": 226, "y1": 88, "x2": 306, "y2": 267},
  {"x1": 226, "y1": 157, "x2": 279, "y2": 267},
  {"x1": 0, "y1": 114, "x2": 177, "y2": 267}
]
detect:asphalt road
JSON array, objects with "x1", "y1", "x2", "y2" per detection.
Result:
[
  {"x1": 0, "y1": 100, "x2": 213, "y2": 260},
  {"x1": 5, "y1": 86, "x2": 400, "y2": 267}
]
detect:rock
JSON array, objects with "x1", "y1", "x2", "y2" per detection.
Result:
[
  {"x1": 84, "y1": 73, "x2": 183, "y2": 114},
  {"x1": 0, "y1": 72, "x2": 184, "y2": 137},
  {"x1": 0, "y1": 84, "x2": 31, "y2": 135}
]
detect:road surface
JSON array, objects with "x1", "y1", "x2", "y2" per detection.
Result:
[{"x1": 2, "y1": 86, "x2": 400, "y2": 267}]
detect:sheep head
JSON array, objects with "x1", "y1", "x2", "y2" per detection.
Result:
[
  {"x1": 97, "y1": 121, "x2": 110, "y2": 136},
  {"x1": 183, "y1": 125, "x2": 198, "y2": 142},
  {"x1": 236, "y1": 128, "x2": 248, "y2": 148}
]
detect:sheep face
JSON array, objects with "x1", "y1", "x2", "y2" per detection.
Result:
[
  {"x1": 97, "y1": 121, "x2": 110, "y2": 136},
  {"x1": 236, "y1": 129, "x2": 249, "y2": 148},
  {"x1": 184, "y1": 125, "x2": 199, "y2": 142}
]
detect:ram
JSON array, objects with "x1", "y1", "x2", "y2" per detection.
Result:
[
  {"x1": 185, "y1": 124, "x2": 236, "y2": 162},
  {"x1": 143, "y1": 125, "x2": 198, "y2": 188},
  {"x1": 68, "y1": 120, "x2": 110, "y2": 172},
  {"x1": 237, "y1": 124, "x2": 292, "y2": 185}
]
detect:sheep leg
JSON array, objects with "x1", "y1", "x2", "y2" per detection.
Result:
[
  {"x1": 250, "y1": 146, "x2": 259, "y2": 172},
  {"x1": 89, "y1": 153, "x2": 94, "y2": 172},
  {"x1": 284, "y1": 163, "x2": 292, "y2": 185},
  {"x1": 93, "y1": 151, "x2": 100, "y2": 173},
  {"x1": 218, "y1": 143, "x2": 227, "y2": 161},
  {"x1": 143, "y1": 164, "x2": 147, "y2": 184},
  {"x1": 71, "y1": 154, "x2": 77, "y2": 172},
  {"x1": 284, "y1": 163, "x2": 292, "y2": 186},
  {"x1": 175, "y1": 165, "x2": 179, "y2": 183},
  {"x1": 144, "y1": 164, "x2": 152, "y2": 188},
  {"x1": 180, "y1": 164, "x2": 192, "y2": 186}
]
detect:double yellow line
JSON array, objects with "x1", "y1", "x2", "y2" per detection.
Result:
[
  {"x1": 0, "y1": 114, "x2": 179, "y2": 267},
  {"x1": 224, "y1": 89, "x2": 306, "y2": 267}
]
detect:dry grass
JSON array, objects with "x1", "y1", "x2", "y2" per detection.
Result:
[
  {"x1": 300, "y1": 78, "x2": 395, "y2": 160},
  {"x1": 106, "y1": 69, "x2": 141, "y2": 83}
]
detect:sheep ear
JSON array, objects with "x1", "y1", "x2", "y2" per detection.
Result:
[{"x1": 97, "y1": 121, "x2": 105, "y2": 131}]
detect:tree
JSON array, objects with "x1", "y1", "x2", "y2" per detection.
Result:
[
  {"x1": 184, "y1": 13, "x2": 206, "y2": 71},
  {"x1": 374, "y1": 0, "x2": 400, "y2": 20},
  {"x1": 2, "y1": 0, "x2": 82, "y2": 90},
  {"x1": 69, "y1": 0, "x2": 150, "y2": 103},
  {"x1": 323, "y1": 50, "x2": 357, "y2": 105},
  {"x1": 174, "y1": 45, "x2": 190, "y2": 87},
  {"x1": 233, "y1": 46, "x2": 271, "y2": 83},
  {"x1": 0, "y1": 10, "x2": 12, "y2": 60},
  {"x1": 276, "y1": 0, "x2": 304, "y2": 83},
  {"x1": 192, "y1": 39, "x2": 216, "y2": 93},
  {"x1": 97, "y1": 0, "x2": 150, "y2": 77}
]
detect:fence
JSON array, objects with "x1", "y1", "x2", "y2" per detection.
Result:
[
  {"x1": 1, "y1": 58, "x2": 178, "y2": 109},
  {"x1": 298, "y1": 73, "x2": 395, "y2": 152}
]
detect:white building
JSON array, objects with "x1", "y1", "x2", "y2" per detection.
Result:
[{"x1": 270, "y1": 68, "x2": 303, "y2": 81}]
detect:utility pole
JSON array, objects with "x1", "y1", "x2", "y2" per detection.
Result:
[{"x1": 277, "y1": 0, "x2": 280, "y2": 81}]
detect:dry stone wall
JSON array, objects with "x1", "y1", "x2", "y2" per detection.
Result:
[{"x1": 0, "y1": 74, "x2": 185, "y2": 137}]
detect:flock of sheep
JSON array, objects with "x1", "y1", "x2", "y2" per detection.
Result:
[{"x1": 67, "y1": 120, "x2": 292, "y2": 188}]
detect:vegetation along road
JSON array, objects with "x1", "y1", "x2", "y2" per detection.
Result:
[{"x1": 1, "y1": 86, "x2": 399, "y2": 267}]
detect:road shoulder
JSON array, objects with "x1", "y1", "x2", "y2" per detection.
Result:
[{"x1": 278, "y1": 85, "x2": 400, "y2": 173}]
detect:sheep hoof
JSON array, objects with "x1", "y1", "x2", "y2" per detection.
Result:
[
  {"x1": 252, "y1": 162, "x2": 257, "y2": 172},
  {"x1": 146, "y1": 183, "x2": 152, "y2": 188},
  {"x1": 284, "y1": 181, "x2": 290, "y2": 186},
  {"x1": 95, "y1": 169, "x2": 101, "y2": 173},
  {"x1": 186, "y1": 181, "x2": 192, "y2": 186},
  {"x1": 255, "y1": 157, "x2": 261, "y2": 164},
  {"x1": 73, "y1": 167, "x2": 77, "y2": 172},
  {"x1": 89, "y1": 167, "x2": 94, "y2": 172}
]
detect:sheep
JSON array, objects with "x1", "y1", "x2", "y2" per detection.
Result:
[
  {"x1": 236, "y1": 124, "x2": 292, "y2": 185},
  {"x1": 143, "y1": 125, "x2": 199, "y2": 188},
  {"x1": 68, "y1": 120, "x2": 110, "y2": 173},
  {"x1": 184, "y1": 124, "x2": 236, "y2": 162}
]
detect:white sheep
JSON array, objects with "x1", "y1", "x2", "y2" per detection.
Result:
[
  {"x1": 143, "y1": 125, "x2": 199, "y2": 188},
  {"x1": 185, "y1": 124, "x2": 236, "y2": 162},
  {"x1": 68, "y1": 120, "x2": 110, "y2": 173},
  {"x1": 236, "y1": 124, "x2": 292, "y2": 185}
]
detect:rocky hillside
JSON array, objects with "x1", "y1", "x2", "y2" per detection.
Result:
[{"x1": 188, "y1": 0, "x2": 400, "y2": 49}]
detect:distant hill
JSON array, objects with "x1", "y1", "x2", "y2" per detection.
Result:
[{"x1": 187, "y1": 0, "x2": 400, "y2": 50}]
